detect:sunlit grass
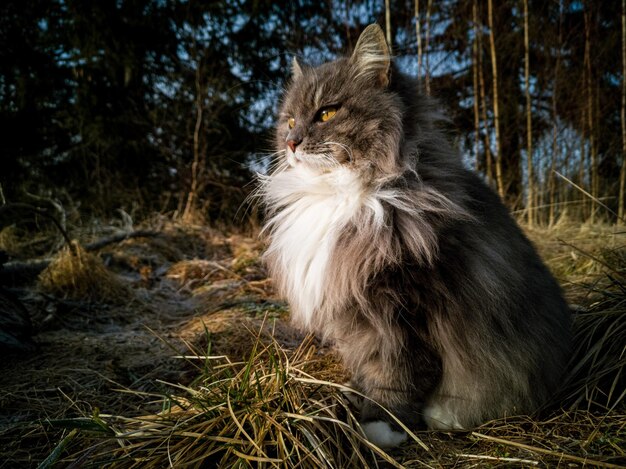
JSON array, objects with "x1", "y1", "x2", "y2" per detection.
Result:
[
  {"x1": 49, "y1": 330, "x2": 413, "y2": 468},
  {"x1": 7, "y1": 220, "x2": 624, "y2": 468}
]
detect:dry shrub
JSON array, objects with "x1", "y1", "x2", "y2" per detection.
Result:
[{"x1": 38, "y1": 241, "x2": 131, "y2": 303}]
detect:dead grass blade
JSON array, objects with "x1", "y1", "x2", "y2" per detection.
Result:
[
  {"x1": 554, "y1": 171, "x2": 624, "y2": 223},
  {"x1": 472, "y1": 431, "x2": 625, "y2": 469}
]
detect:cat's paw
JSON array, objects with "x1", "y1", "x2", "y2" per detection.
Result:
[
  {"x1": 361, "y1": 421, "x2": 407, "y2": 448},
  {"x1": 422, "y1": 403, "x2": 464, "y2": 430}
]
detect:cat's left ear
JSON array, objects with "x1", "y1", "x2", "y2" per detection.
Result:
[
  {"x1": 291, "y1": 57, "x2": 304, "y2": 81},
  {"x1": 350, "y1": 24, "x2": 391, "y2": 87}
]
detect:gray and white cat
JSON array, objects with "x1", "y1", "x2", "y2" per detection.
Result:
[{"x1": 259, "y1": 24, "x2": 571, "y2": 447}]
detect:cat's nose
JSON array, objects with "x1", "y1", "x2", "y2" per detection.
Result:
[{"x1": 286, "y1": 139, "x2": 301, "y2": 152}]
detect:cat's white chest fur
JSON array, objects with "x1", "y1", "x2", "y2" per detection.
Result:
[{"x1": 262, "y1": 165, "x2": 368, "y2": 328}]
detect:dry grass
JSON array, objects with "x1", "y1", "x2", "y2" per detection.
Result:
[
  {"x1": 2, "y1": 221, "x2": 624, "y2": 468},
  {"x1": 47, "y1": 241, "x2": 626, "y2": 467},
  {"x1": 559, "y1": 295, "x2": 626, "y2": 412},
  {"x1": 38, "y1": 242, "x2": 132, "y2": 304},
  {"x1": 40, "y1": 302, "x2": 626, "y2": 467},
  {"x1": 44, "y1": 332, "x2": 413, "y2": 468},
  {"x1": 0, "y1": 224, "x2": 57, "y2": 259}
]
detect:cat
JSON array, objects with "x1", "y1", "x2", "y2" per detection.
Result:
[{"x1": 258, "y1": 23, "x2": 572, "y2": 448}]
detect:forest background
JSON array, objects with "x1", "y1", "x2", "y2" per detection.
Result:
[
  {"x1": 3, "y1": 0, "x2": 624, "y2": 226},
  {"x1": 1, "y1": 1, "x2": 625, "y2": 467}
]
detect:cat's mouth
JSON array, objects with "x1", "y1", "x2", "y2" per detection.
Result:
[
  {"x1": 288, "y1": 144, "x2": 353, "y2": 170},
  {"x1": 288, "y1": 150, "x2": 339, "y2": 170}
]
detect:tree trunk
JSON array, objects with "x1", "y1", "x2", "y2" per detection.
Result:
[
  {"x1": 477, "y1": 9, "x2": 493, "y2": 187},
  {"x1": 415, "y1": 0, "x2": 422, "y2": 79},
  {"x1": 523, "y1": 0, "x2": 534, "y2": 226},
  {"x1": 584, "y1": 7, "x2": 597, "y2": 223},
  {"x1": 549, "y1": 3, "x2": 563, "y2": 227},
  {"x1": 424, "y1": 0, "x2": 433, "y2": 94},
  {"x1": 579, "y1": 108, "x2": 587, "y2": 220},
  {"x1": 472, "y1": 0, "x2": 480, "y2": 172},
  {"x1": 488, "y1": 0, "x2": 504, "y2": 199},
  {"x1": 183, "y1": 61, "x2": 204, "y2": 223},
  {"x1": 385, "y1": 0, "x2": 392, "y2": 47},
  {"x1": 617, "y1": 0, "x2": 626, "y2": 223}
]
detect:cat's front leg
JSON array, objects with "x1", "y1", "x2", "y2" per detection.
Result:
[
  {"x1": 346, "y1": 330, "x2": 442, "y2": 447},
  {"x1": 358, "y1": 384, "x2": 416, "y2": 447}
]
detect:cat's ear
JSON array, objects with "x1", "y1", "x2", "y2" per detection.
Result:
[
  {"x1": 350, "y1": 24, "x2": 390, "y2": 87},
  {"x1": 291, "y1": 57, "x2": 304, "y2": 80}
]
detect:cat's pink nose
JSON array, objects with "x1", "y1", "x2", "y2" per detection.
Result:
[{"x1": 287, "y1": 139, "x2": 300, "y2": 152}]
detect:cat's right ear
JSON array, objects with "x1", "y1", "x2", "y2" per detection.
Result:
[
  {"x1": 350, "y1": 24, "x2": 391, "y2": 87},
  {"x1": 291, "y1": 57, "x2": 304, "y2": 81}
]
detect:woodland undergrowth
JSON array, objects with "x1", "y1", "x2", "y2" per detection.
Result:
[{"x1": 0, "y1": 215, "x2": 623, "y2": 468}]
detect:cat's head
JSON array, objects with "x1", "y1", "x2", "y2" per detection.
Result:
[{"x1": 276, "y1": 24, "x2": 403, "y2": 175}]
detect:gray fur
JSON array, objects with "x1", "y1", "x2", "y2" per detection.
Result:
[{"x1": 260, "y1": 24, "x2": 571, "y2": 437}]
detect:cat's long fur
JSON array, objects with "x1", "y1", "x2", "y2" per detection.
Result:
[{"x1": 260, "y1": 24, "x2": 571, "y2": 443}]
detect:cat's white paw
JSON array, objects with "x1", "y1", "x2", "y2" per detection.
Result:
[
  {"x1": 422, "y1": 403, "x2": 464, "y2": 430},
  {"x1": 361, "y1": 421, "x2": 407, "y2": 447}
]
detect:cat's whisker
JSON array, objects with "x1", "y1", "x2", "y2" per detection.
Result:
[
  {"x1": 266, "y1": 160, "x2": 287, "y2": 175},
  {"x1": 243, "y1": 153, "x2": 290, "y2": 219},
  {"x1": 260, "y1": 150, "x2": 286, "y2": 164},
  {"x1": 250, "y1": 150, "x2": 286, "y2": 169},
  {"x1": 324, "y1": 141, "x2": 355, "y2": 163},
  {"x1": 297, "y1": 150, "x2": 340, "y2": 169},
  {"x1": 322, "y1": 153, "x2": 341, "y2": 168},
  {"x1": 263, "y1": 152, "x2": 289, "y2": 174},
  {"x1": 255, "y1": 147, "x2": 285, "y2": 157}
]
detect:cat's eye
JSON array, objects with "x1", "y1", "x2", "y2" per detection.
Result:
[
  {"x1": 319, "y1": 107, "x2": 337, "y2": 122},
  {"x1": 288, "y1": 117, "x2": 295, "y2": 129}
]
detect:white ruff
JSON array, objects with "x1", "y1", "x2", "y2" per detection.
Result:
[{"x1": 262, "y1": 165, "x2": 384, "y2": 328}]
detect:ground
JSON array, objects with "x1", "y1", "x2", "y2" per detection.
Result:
[{"x1": 0, "y1": 217, "x2": 623, "y2": 468}]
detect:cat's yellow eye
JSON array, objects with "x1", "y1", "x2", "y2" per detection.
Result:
[
  {"x1": 319, "y1": 107, "x2": 337, "y2": 122},
  {"x1": 288, "y1": 117, "x2": 295, "y2": 129}
]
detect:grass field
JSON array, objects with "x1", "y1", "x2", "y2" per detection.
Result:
[{"x1": 0, "y1": 217, "x2": 624, "y2": 468}]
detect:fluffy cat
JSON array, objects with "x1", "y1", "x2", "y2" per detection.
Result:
[{"x1": 259, "y1": 24, "x2": 571, "y2": 447}]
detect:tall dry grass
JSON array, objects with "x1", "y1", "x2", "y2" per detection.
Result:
[{"x1": 22, "y1": 222, "x2": 626, "y2": 468}]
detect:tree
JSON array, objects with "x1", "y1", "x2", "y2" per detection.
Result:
[
  {"x1": 617, "y1": 0, "x2": 626, "y2": 222},
  {"x1": 3, "y1": 0, "x2": 625, "y2": 224},
  {"x1": 488, "y1": 0, "x2": 505, "y2": 199},
  {"x1": 524, "y1": 0, "x2": 534, "y2": 226}
]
